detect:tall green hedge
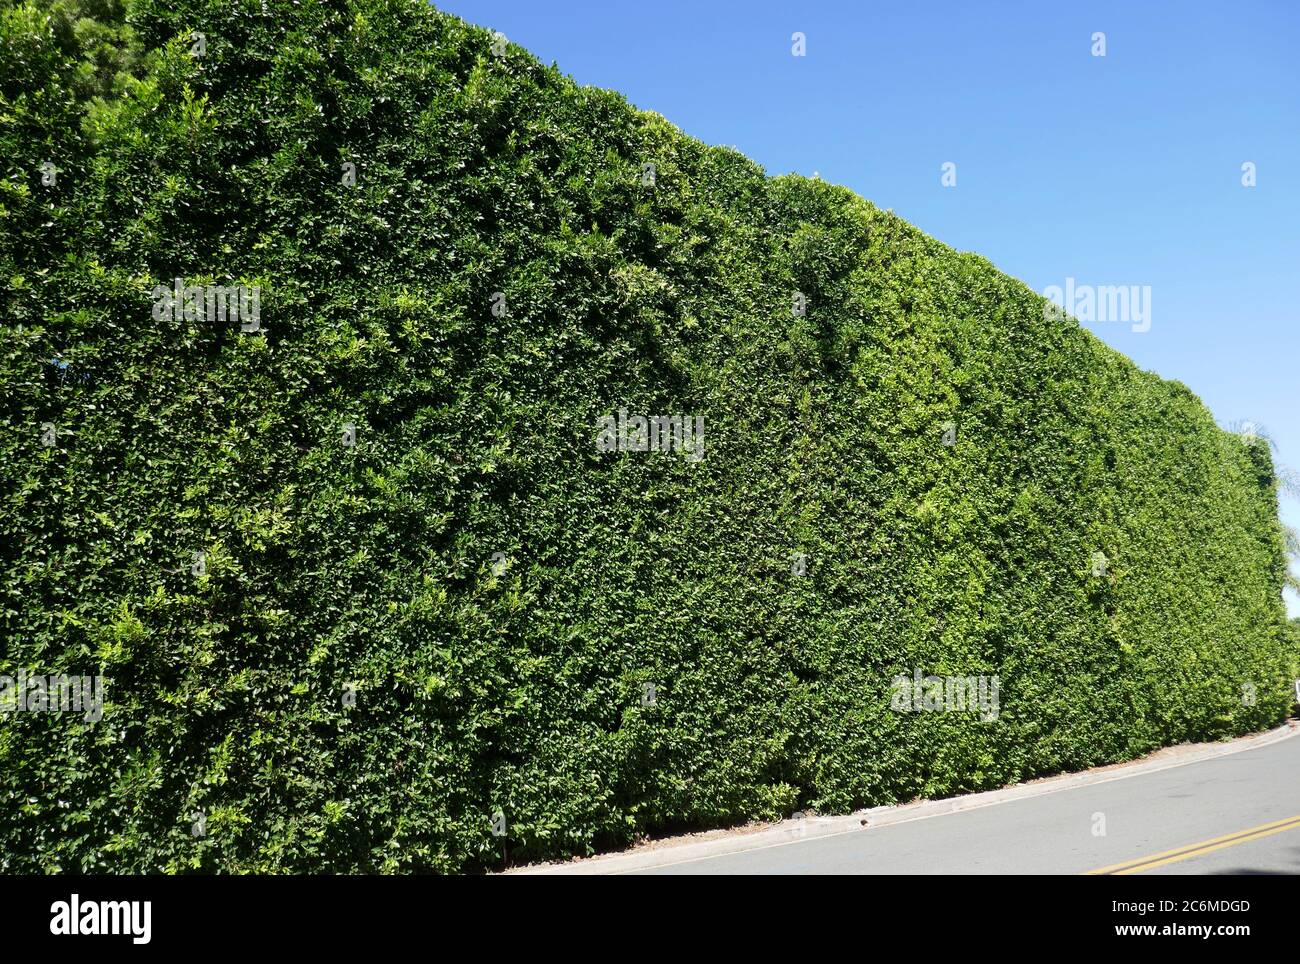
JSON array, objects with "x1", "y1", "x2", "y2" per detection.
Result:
[{"x1": 1, "y1": 0, "x2": 1293, "y2": 872}]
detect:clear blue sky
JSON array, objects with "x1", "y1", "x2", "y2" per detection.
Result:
[{"x1": 438, "y1": 0, "x2": 1300, "y2": 614}]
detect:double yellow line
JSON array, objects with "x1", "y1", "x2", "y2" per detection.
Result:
[{"x1": 1086, "y1": 813, "x2": 1300, "y2": 874}]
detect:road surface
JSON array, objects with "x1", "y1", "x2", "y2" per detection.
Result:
[{"x1": 633, "y1": 729, "x2": 1300, "y2": 874}]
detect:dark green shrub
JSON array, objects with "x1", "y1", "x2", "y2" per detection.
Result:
[{"x1": 1, "y1": 0, "x2": 1293, "y2": 872}]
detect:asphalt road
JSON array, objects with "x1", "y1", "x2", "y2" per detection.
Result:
[{"x1": 635, "y1": 731, "x2": 1300, "y2": 874}]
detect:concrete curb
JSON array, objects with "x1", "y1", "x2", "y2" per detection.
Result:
[{"x1": 509, "y1": 720, "x2": 1300, "y2": 875}]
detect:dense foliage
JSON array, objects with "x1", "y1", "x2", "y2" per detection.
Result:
[{"x1": 1, "y1": 0, "x2": 1293, "y2": 873}]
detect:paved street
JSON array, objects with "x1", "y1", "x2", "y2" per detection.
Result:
[{"x1": 632, "y1": 730, "x2": 1300, "y2": 874}]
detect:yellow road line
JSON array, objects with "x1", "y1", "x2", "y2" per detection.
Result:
[{"x1": 1085, "y1": 813, "x2": 1300, "y2": 875}]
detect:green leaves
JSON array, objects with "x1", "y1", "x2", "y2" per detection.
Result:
[{"x1": 0, "y1": 0, "x2": 1291, "y2": 875}]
